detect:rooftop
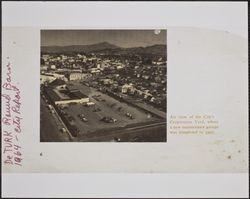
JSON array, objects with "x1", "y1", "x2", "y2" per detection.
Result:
[
  {"x1": 50, "y1": 79, "x2": 66, "y2": 86},
  {"x1": 46, "y1": 88, "x2": 88, "y2": 102}
]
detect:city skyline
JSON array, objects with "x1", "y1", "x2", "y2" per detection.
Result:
[{"x1": 41, "y1": 30, "x2": 166, "y2": 48}]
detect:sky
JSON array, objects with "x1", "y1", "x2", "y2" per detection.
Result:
[{"x1": 41, "y1": 30, "x2": 166, "y2": 48}]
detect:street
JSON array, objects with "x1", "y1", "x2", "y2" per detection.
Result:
[{"x1": 40, "y1": 96, "x2": 70, "y2": 142}]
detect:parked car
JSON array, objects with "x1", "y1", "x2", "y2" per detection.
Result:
[
  {"x1": 125, "y1": 112, "x2": 134, "y2": 119},
  {"x1": 81, "y1": 117, "x2": 88, "y2": 122},
  {"x1": 78, "y1": 113, "x2": 85, "y2": 118},
  {"x1": 93, "y1": 107, "x2": 101, "y2": 112},
  {"x1": 113, "y1": 137, "x2": 121, "y2": 142},
  {"x1": 60, "y1": 127, "x2": 67, "y2": 134},
  {"x1": 78, "y1": 113, "x2": 88, "y2": 122},
  {"x1": 100, "y1": 117, "x2": 117, "y2": 123}
]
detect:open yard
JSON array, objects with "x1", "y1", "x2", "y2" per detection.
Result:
[{"x1": 60, "y1": 81, "x2": 161, "y2": 135}]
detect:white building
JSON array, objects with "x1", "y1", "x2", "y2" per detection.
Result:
[
  {"x1": 61, "y1": 55, "x2": 68, "y2": 60},
  {"x1": 40, "y1": 73, "x2": 67, "y2": 84},
  {"x1": 54, "y1": 96, "x2": 90, "y2": 105},
  {"x1": 68, "y1": 73, "x2": 89, "y2": 81},
  {"x1": 101, "y1": 78, "x2": 113, "y2": 85},
  {"x1": 41, "y1": 65, "x2": 48, "y2": 71},
  {"x1": 121, "y1": 84, "x2": 135, "y2": 93},
  {"x1": 89, "y1": 68, "x2": 101, "y2": 74},
  {"x1": 50, "y1": 65, "x2": 56, "y2": 70},
  {"x1": 40, "y1": 74, "x2": 56, "y2": 84},
  {"x1": 43, "y1": 72, "x2": 67, "y2": 81}
]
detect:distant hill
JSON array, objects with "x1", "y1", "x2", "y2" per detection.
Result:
[
  {"x1": 41, "y1": 42, "x2": 166, "y2": 56},
  {"x1": 95, "y1": 44, "x2": 167, "y2": 56},
  {"x1": 41, "y1": 42, "x2": 118, "y2": 53}
]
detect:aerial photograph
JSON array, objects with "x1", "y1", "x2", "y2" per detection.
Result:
[{"x1": 40, "y1": 30, "x2": 167, "y2": 142}]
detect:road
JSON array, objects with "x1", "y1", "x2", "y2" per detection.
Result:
[
  {"x1": 40, "y1": 96, "x2": 70, "y2": 142},
  {"x1": 78, "y1": 121, "x2": 166, "y2": 142}
]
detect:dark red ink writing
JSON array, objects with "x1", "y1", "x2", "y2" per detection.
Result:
[
  {"x1": 2, "y1": 60, "x2": 23, "y2": 167},
  {"x1": 2, "y1": 94, "x2": 11, "y2": 118}
]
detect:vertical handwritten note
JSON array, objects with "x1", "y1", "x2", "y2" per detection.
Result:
[{"x1": 2, "y1": 58, "x2": 23, "y2": 166}]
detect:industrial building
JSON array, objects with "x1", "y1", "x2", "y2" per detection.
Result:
[{"x1": 45, "y1": 79, "x2": 90, "y2": 105}]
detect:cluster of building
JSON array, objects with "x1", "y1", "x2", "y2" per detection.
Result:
[
  {"x1": 43, "y1": 79, "x2": 90, "y2": 105},
  {"x1": 41, "y1": 52, "x2": 166, "y2": 111},
  {"x1": 41, "y1": 54, "x2": 125, "y2": 79}
]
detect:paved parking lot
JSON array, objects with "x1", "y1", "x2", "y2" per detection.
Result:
[{"x1": 61, "y1": 82, "x2": 160, "y2": 135}]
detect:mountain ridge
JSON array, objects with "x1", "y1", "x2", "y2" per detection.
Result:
[{"x1": 41, "y1": 42, "x2": 166, "y2": 55}]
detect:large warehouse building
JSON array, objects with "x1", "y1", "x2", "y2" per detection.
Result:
[{"x1": 45, "y1": 79, "x2": 90, "y2": 105}]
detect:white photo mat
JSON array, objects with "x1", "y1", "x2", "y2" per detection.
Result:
[{"x1": 1, "y1": 1, "x2": 248, "y2": 198}]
